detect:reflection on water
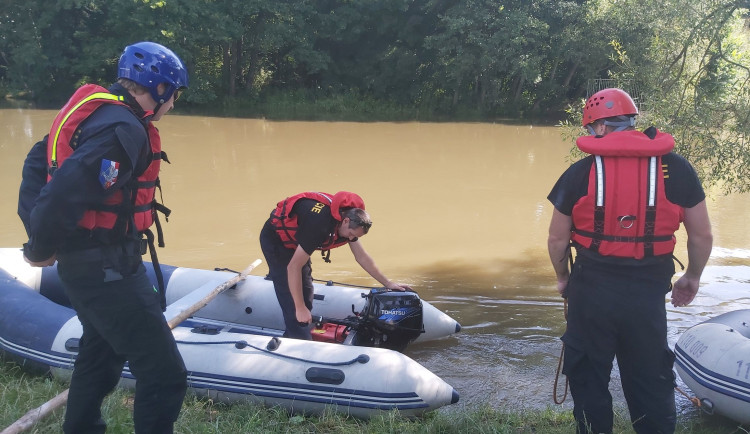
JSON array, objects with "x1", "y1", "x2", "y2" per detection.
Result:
[{"x1": 1, "y1": 109, "x2": 749, "y2": 426}]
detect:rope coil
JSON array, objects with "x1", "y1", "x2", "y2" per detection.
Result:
[{"x1": 553, "y1": 298, "x2": 569, "y2": 404}]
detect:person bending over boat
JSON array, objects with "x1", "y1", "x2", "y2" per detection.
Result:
[
  {"x1": 546, "y1": 88, "x2": 713, "y2": 434},
  {"x1": 18, "y1": 42, "x2": 189, "y2": 434},
  {"x1": 260, "y1": 191, "x2": 411, "y2": 339}
]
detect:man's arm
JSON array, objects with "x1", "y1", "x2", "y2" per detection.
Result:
[
  {"x1": 287, "y1": 245, "x2": 313, "y2": 324},
  {"x1": 671, "y1": 200, "x2": 713, "y2": 307},
  {"x1": 349, "y1": 240, "x2": 411, "y2": 291},
  {"x1": 547, "y1": 208, "x2": 573, "y2": 296}
]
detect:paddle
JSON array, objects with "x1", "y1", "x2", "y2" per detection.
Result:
[{"x1": 1, "y1": 259, "x2": 262, "y2": 434}]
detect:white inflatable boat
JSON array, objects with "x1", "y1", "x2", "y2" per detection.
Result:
[
  {"x1": 0, "y1": 248, "x2": 460, "y2": 418},
  {"x1": 674, "y1": 309, "x2": 750, "y2": 424}
]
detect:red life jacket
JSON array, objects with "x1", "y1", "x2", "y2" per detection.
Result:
[
  {"x1": 571, "y1": 129, "x2": 684, "y2": 259},
  {"x1": 270, "y1": 191, "x2": 365, "y2": 251},
  {"x1": 46, "y1": 83, "x2": 163, "y2": 234}
]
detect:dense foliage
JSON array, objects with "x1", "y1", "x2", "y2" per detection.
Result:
[{"x1": 1, "y1": 0, "x2": 749, "y2": 190}]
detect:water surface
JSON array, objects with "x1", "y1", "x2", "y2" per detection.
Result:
[{"x1": 1, "y1": 109, "x2": 748, "y2": 427}]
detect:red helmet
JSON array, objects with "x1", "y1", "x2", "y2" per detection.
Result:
[
  {"x1": 582, "y1": 88, "x2": 638, "y2": 126},
  {"x1": 331, "y1": 191, "x2": 365, "y2": 220}
]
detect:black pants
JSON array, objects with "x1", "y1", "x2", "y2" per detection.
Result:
[
  {"x1": 562, "y1": 254, "x2": 677, "y2": 434},
  {"x1": 59, "y1": 260, "x2": 187, "y2": 434},
  {"x1": 259, "y1": 222, "x2": 314, "y2": 340}
]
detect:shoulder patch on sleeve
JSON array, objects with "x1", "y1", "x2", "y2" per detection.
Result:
[{"x1": 99, "y1": 159, "x2": 120, "y2": 189}]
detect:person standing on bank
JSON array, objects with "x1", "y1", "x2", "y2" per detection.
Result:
[
  {"x1": 546, "y1": 88, "x2": 713, "y2": 434},
  {"x1": 18, "y1": 41, "x2": 189, "y2": 433},
  {"x1": 260, "y1": 191, "x2": 411, "y2": 339}
]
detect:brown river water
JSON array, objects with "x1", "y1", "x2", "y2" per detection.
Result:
[{"x1": 1, "y1": 108, "x2": 749, "y2": 426}]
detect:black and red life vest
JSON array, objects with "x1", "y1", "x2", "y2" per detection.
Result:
[
  {"x1": 270, "y1": 191, "x2": 365, "y2": 251},
  {"x1": 46, "y1": 83, "x2": 163, "y2": 235},
  {"x1": 571, "y1": 129, "x2": 684, "y2": 259}
]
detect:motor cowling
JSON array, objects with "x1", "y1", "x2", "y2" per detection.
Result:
[{"x1": 351, "y1": 288, "x2": 424, "y2": 352}]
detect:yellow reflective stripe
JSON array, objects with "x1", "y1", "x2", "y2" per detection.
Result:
[{"x1": 51, "y1": 92, "x2": 125, "y2": 164}]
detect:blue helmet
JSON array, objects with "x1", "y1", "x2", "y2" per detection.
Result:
[{"x1": 118, "y1": 41, "x2": 189, "y2": 104}]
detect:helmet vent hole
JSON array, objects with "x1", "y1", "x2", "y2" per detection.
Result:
[
  {"x1": 134, "y1": 52, "x2": 145, "y2": 59},
  {"x1": 150, "y1": 66, "x2": 160, "y2": 73},
  {"x1": 133, "y1": 65, "x2": 144, "y2": 72}
]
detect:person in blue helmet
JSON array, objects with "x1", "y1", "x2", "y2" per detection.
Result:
[{"x1": 18, "y1": 41, "x2": 189, "y2": 433}]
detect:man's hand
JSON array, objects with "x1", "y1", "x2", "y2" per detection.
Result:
[
  {"x1": 295, "y1": 306, "x2": 312, "y2": 325},
  {"x1": 556, "y1": 274, "x2": 569, "y2": 297},
  {"x1": 385, "y1": 281, "x2": 411, "y2": 292},
  {"x1": 671, "y1": 275, "x2": 699, "y2": 307}
]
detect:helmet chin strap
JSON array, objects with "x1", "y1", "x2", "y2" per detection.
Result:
[
  {"x1": 602, "y1": 115, "x2": 636, "y2": 132},
  {"x1": 587, "y1": 115, "x2": 636, "y2": 135},
  {"x1": 150, "y1": 87, "x2": 175, "y2": 116}
]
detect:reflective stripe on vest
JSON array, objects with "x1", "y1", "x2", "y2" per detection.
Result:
[{"x1": 50, "y1": 89, "x2": 125, "y2": 172}]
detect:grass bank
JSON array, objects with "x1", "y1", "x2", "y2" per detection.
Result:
[{"x1": 0, "y1": 358, "x2": 743, "y2": 433}]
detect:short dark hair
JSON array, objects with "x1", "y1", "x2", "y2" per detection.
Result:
[
  {"x1": 342, "y1": 208, "x2": 372, "y2": 234},
  {"x1": 117, "y1": 78, "x2": 150, "y2": 95}
]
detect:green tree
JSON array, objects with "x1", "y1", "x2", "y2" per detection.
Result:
[
  {"x1": 423, "y1": 0, "x2": 597, "y2": 117},
  {"x1": 568, "y1": 0, "x2": 750, "y2": 193},
  {"x1": 0, "y1": 0, "x2": 179, "y2": 104}
]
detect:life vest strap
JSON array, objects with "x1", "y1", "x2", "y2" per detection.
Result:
[
  {"x1": 573, "y1": 229, "x2": 673, "y2": 243},
  {"x1": 144, "y1": 229, "x2": 167, "y2": 310}
]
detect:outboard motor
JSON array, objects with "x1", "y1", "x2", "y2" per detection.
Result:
[
  {"x1": 349, "y1": 288, "x2": 424, "y2": 352},
  {"x1": 312, "y1": 288, "x2": 424, "y2": 352}
]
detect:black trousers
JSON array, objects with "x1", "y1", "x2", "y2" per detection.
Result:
[
  {"x1": 59, "y1": 261, "x2": 187, "y2": 434},
  {"x1": 259, "y1": 222, "x2": 314, "y2": 340},
  {"x1": 562, "y1": 254, "x2": 677, "y2": 434}
]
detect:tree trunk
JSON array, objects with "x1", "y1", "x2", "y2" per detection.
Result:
[
  {"x1": 224, "y1": 44, "x2": 235, "y2": 98},
  {"x1": 513, "y1": 75, "x2": 525, "y2": 102},
  {"x1": 562, "y1": 60, "x2": 580, "y2": 88}
]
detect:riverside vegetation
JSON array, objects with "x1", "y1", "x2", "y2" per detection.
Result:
[
  {"x1": 3, "y1": 1, "x2": 750, "y2": 191},
  {"x1": 1, "y1": 358, "x2": 745, "y2": 433}
]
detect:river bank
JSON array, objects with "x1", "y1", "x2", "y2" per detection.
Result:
[
  {"x1": 2, "y1": 90, "x2": 564, "y2": 124},
  {"x1": 1, "y1": 358, "x2": 741, "y2": 434}
]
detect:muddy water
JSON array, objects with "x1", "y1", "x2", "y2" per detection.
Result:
[{"x1": 1, "y1": 109, "x2": 748, "y2": 425}]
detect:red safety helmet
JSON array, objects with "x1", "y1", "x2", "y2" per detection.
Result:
[
  {"x1": 582, "y1": 88, "x2": 638, "y2": 127},
  {"x1": 331, "y1": 191, "x2": 365, "y2": 220}
]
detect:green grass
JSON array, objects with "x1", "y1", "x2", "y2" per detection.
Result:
[{"x1": 1, "y1": 358, "x2": 746, "y2": 433}]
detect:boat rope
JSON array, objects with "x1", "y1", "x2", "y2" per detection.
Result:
[
  {"x1": 553, "y1": 298, "x2": 569, "y2": 404},
  {"x1": 174, "y1": 338, "x2": 370, "y2": 366},
  {"x1": 553, "y1": 247, "x2": 573, "y2": 405},
  {"x1": 675, "y1": 385, "x2": 703, "y2": 409},
  {"x1": 312, "y1": 278, "x2": 377, "y2": 289},
  {"x1": 211, "y1": 267, "x2": 378, "y2": 290}
]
